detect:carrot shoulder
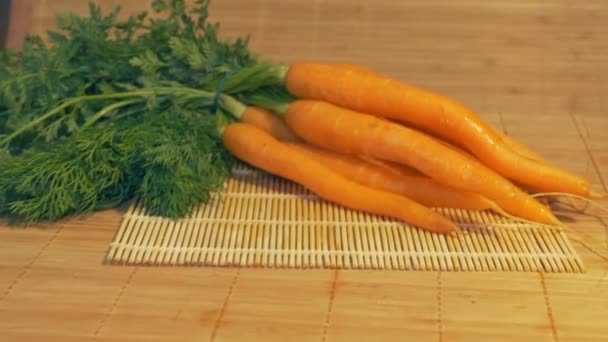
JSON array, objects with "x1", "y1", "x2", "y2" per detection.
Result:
[
  {"x1": 220, "y1": 122, "x2": 459, "y2": 234},
  {"x1": 280, "y1": 62, "x2": 592, "y2": 197}
]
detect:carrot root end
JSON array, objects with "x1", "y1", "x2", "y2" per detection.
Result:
[{"x1": 590, "y1": 189, "x2": 608, "y2": 199}]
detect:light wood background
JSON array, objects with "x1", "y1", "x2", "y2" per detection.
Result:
[{"x1": 2, "y1": 1, "x2": 608, "y2": 341}]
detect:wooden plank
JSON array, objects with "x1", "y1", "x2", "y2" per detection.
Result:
[
  {"x1": 0, "y1": 269, "x2": 121, "y2": 336},
  {"x1": 545, "y1": 273, "x2": 608, "y2": 342},
  {"x1": 0, "y1": 0, "x2": 9, "y2": 47},
  {"x1": 213, "y1": 269, "x2": 331, "y2": 341},
  {"x1": 0, "y1": 0, "x2": 606, "y2": 341},
  {"x1": 577, "y1": 116, "x2": 608, "y2": 152},
  {"x1": 325, "y1": 271, "x2": 439, "y2": 341},
  {"x1": 4, "y1": 0, "x2": 34, "y2": 49},
  {"x1": 0, "y1": 225, "x2": 134, "y2": 337},
  {"x1": 441, "y1": 273, "x2": 554, "y2": 342},
  {"x1": 591, "y1": 151, "x2": 608, "y2": 187},
  {"x1": 97, "y1": 267, "x2": 237, "y2": 340},
  {"x1": 0, "y1": 228, "x2": 56, "y2": 268}
]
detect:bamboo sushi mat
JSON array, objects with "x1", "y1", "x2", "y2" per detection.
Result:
[{"x1": 105, "y1": 163, "x2": 585, "y2": 273}]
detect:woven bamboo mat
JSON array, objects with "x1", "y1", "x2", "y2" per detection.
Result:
[{"x1": 105, "y1": 163, "x2": 585, "y2": 273}]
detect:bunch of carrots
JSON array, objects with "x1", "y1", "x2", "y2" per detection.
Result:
[
  {"x1": 212, "y1": 62, "x2": 606, "y2": 235},
  {"x1": 5, "y1": 2, "x2": 605, "y2": 230}
]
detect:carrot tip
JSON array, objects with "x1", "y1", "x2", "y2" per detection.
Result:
[
  {"x1": 529, "y1": 191, "x2": 608, "y2": 215},
  {"x1": 448, "y1": 228, "x2": 463, "y2": 237},
  {"x1": 547, "y1": 213, "x2": 563, "y2": 227},
  {"x1": 590, "y1": 189, "x2": 608, "y2": 199}
]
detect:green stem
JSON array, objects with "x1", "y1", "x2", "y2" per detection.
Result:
[
  {"x1": 238, "y1": 91, "x2": 291, "y2": 117},
  {"x1": 219, "y1": 93, "x2": 247, "y2": 119},
  {"x1": 262, "y1": 101, "x2": 290, "y2": 117},
  {"x1": 110, "y1": 106, "x2": 146, "y2": 123},
  {"x1": 0, "y1": 69, "x2": 78, "y2": 92},
  {"x1": 1, "y1": 98, "x2": 82, "y2": 146},
  {"x1": 209, "y1": 63, "x2": 289, "y2": 94},
  {"x1": 0, "y1": 72, "x2": 41, "y2": 89},
  {"x1": 214, "y1": 94, "x2": 249, "y2": 138},
  {"x1": 0, "y1": 87, "x2": 217, "y2": 146},
  {"x1": 80, "y1": 98, "x2": 143, "y2": 130},
  {"x1": 275, "y1": 64, "x2": 289, "y2": 83},
  {"x1": 216, "y1": 113, "x2": 229, "y2": 137},
  {"x1": 0, "y1": 91, "x2": 150, "y2": 147}
]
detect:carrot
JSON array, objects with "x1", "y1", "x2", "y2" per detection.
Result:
[
  {"x1": 249, "y1": 98, "x2": 560, "y2": 225},
  {"x1": 285, "y1": 141, "x2": 503, "y2": 212},
  {"x1": 272, "y1": 62, "x2": 592, "y2": 197},
  {"x1": 233, "y1": 103, "x2": 502, "y2": 212},
  {"x1": 497, "y1": 131, "x2": 547, "y2": 163},
  {"x1": 410, "y1": 118, "x2": 547, "y2": 164},
  {"x1": 531, "y1": 192, "x2": 608, "y2": 213},
  {"x1": 219, "y1": 122, "x2": 459, "y2": 234},
  {"x1": 371, "y1": 128, "x2": 558, "y2": 198},
  {"x1": 380, "y1": 97, "x2": 548, "y2": 164},
  {"x1": 356, "y1": 156, "x2": 424, "y2": 177},
  {"x1": 241, "y1": 106, "x2": 303, "y2": 143}
]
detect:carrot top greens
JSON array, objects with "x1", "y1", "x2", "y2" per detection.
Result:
[{"x1": 0, "y1": 0, "x2": 259, "y2": 224}]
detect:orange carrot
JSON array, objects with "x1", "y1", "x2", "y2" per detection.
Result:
[
  {"x1": 497, "y1": 131, "x2": 547, "y2": 163},
  {"x1": 277, "y1": 62, "x2": 592, "y2": 197},
  {"x1": 234, "y1": 104, "x2": 502, "y2": 212},
  {"x1": 360, "y1": 156, "x2": 425, "y2": 177},
  {"x1": 270, "y1": 99, "x2": 560, "y2": 225},
  {"x1": 241, "y1": 106, "x2": 303, "y2": 143},
  {"x1": 382, "y1": 103, "x2": 548, "y2": 165},
  {"x1": 220, "y1": 122, "x2": 459, "y2": 234},
  {"x1": 324, "y1": 63, "x2": 548, "y2": 164},
  {"x1": 285, "y1": 141, "x2": 502, "y2": 212},
  {"x1": 370, "y1": 128, "x2": 554, "y2": 196},
  {"x1": 316, "y1": 63, "x2": 545, "y2": 163}
]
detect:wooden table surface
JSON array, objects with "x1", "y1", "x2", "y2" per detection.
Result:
[{"x1": 2, "y1": 1, "x2": 608, "y2": 341}]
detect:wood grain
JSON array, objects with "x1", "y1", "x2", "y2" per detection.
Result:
[
  {"x1": 4, "y1": 0, "x2": 34, "y2": 49},
  {"x1": 2, "y1": 1, "x2": 608, "y2": 341}
]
